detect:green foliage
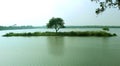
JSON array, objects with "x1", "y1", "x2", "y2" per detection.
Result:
[
  {"x1": 3, "y1": 31, "x2": 116, "y2": 37},
  {"x1": 102, "y1": 27, "x2": 109, "y2": 31},
  {"x1": 91, "y1": 0, "x2": 120, "y2": 14},
  {"x1": 47, "y1": 17, "x2": 65, "y2": 33},
  {"x1": 0, "y1": 26, "x2": 34, "y2": 30}
]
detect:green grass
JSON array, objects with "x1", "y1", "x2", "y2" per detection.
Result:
[{"x1": 3, "y1": 31, "x2": 117, "y2": 37}]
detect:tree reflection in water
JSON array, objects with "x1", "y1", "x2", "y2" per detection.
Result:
[{"x1": 47, "y1": 36, "x2": 65, "y2": 56}]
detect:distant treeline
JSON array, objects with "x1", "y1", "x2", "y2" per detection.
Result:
[
  {"x1": 0, "y1": 25, "x2": 120, "y2": 30},
  {"x1": 66, "y1": 26, "x2": 120, "y2": 28},
  {"x1": 0, "y1": 26, "x2": 45, "y2": 30}
]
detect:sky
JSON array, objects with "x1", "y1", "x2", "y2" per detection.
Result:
[{"x1": 0, "y1": 0, "x2": 120, "y2": 26}]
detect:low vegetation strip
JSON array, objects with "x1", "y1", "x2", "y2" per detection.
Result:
[{"x1": 3, "y1": 31, "x2": 117, "y2": 37}]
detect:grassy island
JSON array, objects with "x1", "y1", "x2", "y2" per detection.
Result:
[{"x1": 3, "y1": 31, "x2": 116, "y2": 37}]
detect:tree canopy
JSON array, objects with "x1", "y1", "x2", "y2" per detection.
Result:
[
  {"x1": 91, "y1": 0, "x2": 120, "y2": 14},
  {"x1": 47, "y1": 17, "x2": 65, "y2": 33}
]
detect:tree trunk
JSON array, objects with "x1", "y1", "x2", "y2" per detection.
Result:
[
  {"x1": 55, "y1": 28, "x2": 59, "y2": 33},
  {"x1": 56, "y1": 29, "x2": 57, "y2": 33}
]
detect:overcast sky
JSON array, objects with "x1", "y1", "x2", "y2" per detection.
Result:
[{"x1": 0, "y1": 0, "x2": 120, "y2": 26}]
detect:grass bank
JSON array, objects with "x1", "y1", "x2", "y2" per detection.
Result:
[{"x1": 3, "y1": 31, "x2": 117, "y2": 37}]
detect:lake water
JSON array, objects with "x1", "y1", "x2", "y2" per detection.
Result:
[{"x1": 0, "y1": 28, "x2": 120, "y2": 66}]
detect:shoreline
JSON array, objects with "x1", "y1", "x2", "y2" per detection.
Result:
[{"x1": 3, "y1": 31, "x2": 117, "y2": 37}]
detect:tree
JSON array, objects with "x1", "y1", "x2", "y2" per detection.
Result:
[
  {"x1": 47, "y1": 17, "x2": 65, "y2": 33},
  {"x1": 91, "y1": 0, "x2": 120, "y2": 14},
  {"x1": 102, "y1": 27, "x2": 109, "y2": 31}
]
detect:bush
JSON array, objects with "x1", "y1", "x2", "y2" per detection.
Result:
[{"x1": 102, "y1": 27, "x2": 109, "y2": 31}]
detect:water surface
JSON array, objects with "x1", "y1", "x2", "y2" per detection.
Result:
[{"x1": 0, "y1": 28, "x2": 120, "y2": 66}]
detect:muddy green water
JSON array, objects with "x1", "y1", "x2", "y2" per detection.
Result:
[{"x1": 0, "y1": 28, "x2": 120, "y2": 66}]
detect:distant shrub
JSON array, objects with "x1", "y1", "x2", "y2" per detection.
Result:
[
  {"x1": 113, "y1": 33, "x2": 117, "y2": 36},
  {"x1": 102, "y1": 27, "x2": 109, "y2": 31}
]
